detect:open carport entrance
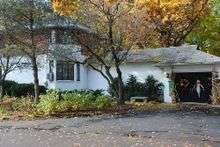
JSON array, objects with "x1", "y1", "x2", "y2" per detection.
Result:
[{"x1": 174, "y1": 72, "x2": 212, "y2": 103}]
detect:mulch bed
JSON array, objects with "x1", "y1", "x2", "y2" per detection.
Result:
[
  {"x1": 51, "y1": 105, "x2": 133, "y2": 118},
  {"x1": 1, "y1": 100, "x2": 220, "y2": 121},
  {"x1": 179, "y1": 102, "x2": 220, "y2": 114},
  {"x1": 0, "y1": 99, "x2": 134, "y2": 121}
]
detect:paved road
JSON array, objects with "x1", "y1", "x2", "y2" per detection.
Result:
[{"x1": 0, "y1": 111, "x2": 220, "y2": 147}]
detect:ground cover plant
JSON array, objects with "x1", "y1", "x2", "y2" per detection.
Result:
[
  {"x1": 0, "y1": 90, "x2": 115, "y2": 120},
  {"x1": 0, "y1": 89, "x2": 181, "y2": 121}
]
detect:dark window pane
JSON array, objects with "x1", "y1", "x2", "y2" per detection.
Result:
[
  {"x1": 56, "y1": 61, "x2": 74, "y2": 80},
  {"x1": 68, "y1": 63, "x2": 74, "y2": 80},
  {"x1": 56, "y1": 62, "x2": 63, "y2": 80},
  {"x1": 63, "y1": 63, "x2": 68, "y2": 80}
]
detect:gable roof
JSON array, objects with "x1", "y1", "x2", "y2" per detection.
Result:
[{"x1": 127, "y1": 45, "x2": 220, "y2": 65}]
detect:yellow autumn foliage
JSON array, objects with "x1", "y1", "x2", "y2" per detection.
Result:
[
  {"x1": 52, "y1": 0, "x2": 209, "y2": 47},
  {"x1": 52, "y1": 0, "x2": 80, "y2": 16}
]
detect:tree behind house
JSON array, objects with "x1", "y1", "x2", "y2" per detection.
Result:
[
  {"x1": 186, "y1": 0, "x2": 220, "y2": 56},
  {"x1": 129, "y1": 0, "x2": 210, "y2": 47}
]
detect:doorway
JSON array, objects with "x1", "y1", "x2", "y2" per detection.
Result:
[{"x1": 175, "y1": 72, "x2": 212, "y2": 103}]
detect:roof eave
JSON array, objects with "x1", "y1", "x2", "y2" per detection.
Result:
[{"x1": 155, "y1": 62, "x2": 220, "y2": 67}]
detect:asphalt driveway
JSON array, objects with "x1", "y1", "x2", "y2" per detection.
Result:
[{"x1": 0, "y1": 111, "x2": 220, "y2": 147}]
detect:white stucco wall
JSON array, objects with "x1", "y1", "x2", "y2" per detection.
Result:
[
  {"x1": 48, "y1": 62, "x2": 88, "y2": 91},
  {"x1": 87, "y1": 62, "x2": 172, "y2": 103}
]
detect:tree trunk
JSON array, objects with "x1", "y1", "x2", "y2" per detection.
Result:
[
  {"x1": 0, "y1": 57, "x2": 9, "y2": 99},
  {"x1": 115, "y1": 65, "x2": 125, "y2": 104},
  {"x1": 31, "y1": 56, "x2": 40, "y2": 103},
  {"x1": 107, "y1": 16, "x2": 125, "y2": 104},
  {"x1": 117, "y1": 77, "x2": 125, "y2": 104},
  {"x1": 0, "y1": 75, "x2": 6, "y2": 99}
]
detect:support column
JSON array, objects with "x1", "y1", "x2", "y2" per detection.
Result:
[
  {"x1": 169, "y1": 72, "x2": 178, "y2": 103},
  {"x1": 163, "y1": 72, "x2": 174, "y2": 103},
  {"x1": 212, "y1": 71, "x2": 220, "y2": 105}
]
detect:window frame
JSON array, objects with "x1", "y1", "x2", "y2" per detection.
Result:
[
  {"x1": 56, "y1": 61, "x2": 75, "y2": 81},
  {"x1": 76, "y1": 63, "x2": 80, "y2": 81}
]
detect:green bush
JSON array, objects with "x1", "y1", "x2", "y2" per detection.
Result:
[
  {"x1": 54, "y1": 89, "x2": 104, "y2": 100},
  {"x1": 37, "y1": 91, "x2": 60, "y2": 115},
  {"x1": 95, "y1": 95, "x2": 112, "y2": 109},
  {"x1": 3, "y1": 80, "x2": 47, "y2": 97},
  {"x1": 109, "y1": 75, "x2": 164, "y2": 102},
  {"x1": 125, "y1": 75, "x2": 146, "y2": 99},
  {"x1": 12, "y1": 97, "x2": 36, "y2": 112},
  {"x1": 36, "y1": 90, "x2": 113, "y2": 116},
  {"x1": 62, "y1": 92, "x2": 94, "y2": 110},
  {"x1": 144, "y1": 76, "x2": 164, "y2": 100},
  {"x1": 0, "y1": 107, "x2": 10, "y2": 119}
]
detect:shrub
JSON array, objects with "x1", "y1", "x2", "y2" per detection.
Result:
[
  {"x1": 12, "y1": 97, "x2": 36, "y2": 113},
  {"x1": 109, "y1": 75, "x2": 164, "y2": 102},
  {"x1": 125, "y1": 75, "x2": 145, "y2": 99},
  {"x1": 3, "y1": 80, "x2": 47, "y2": 97},
  {"x1": 37, "y1": 91, "x2": 60, "y2": 115},
  {"x1": 0, "y1": 107, "x2": 10, "y2": 119},
  {"x1": 144, "y1": 76, "x2": 164, "y2": 101},
  {"x1": 62, "y1": 92, "x2": 94, "y2": 110},
  {"x1": 47, "y1": 89, "x2": 104, "y2": 101},
  {"x1": 36, "y1": 90, "x2": 106, "y2": 115},
  {"x1": 95, "y1": 95, "x2": 112, "y2": 109}
]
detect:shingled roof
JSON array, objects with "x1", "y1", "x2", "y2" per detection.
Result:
[
  {"x1": 127, "y1": 45, "x2": 220, "y2": 65},
  {"x1": 36, "y1": 14, "x2": 91, "y2": 33}
]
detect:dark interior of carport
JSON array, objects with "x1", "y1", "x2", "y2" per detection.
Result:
[{"x1": 175, "y1": 72, "x2": 212, "y2": 103}]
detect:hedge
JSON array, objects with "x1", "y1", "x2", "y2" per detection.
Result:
[{"x1": 2, "y1": 80, "x2": 47, "y2": 97}]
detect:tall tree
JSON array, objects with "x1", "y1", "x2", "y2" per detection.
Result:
[
  {"x1": 52, "y1": 0, "x2": 143, "y2": 104},
  {"x1": 186, "y1": 0, "x2": 220, "y2": 56},
  {"x1": 135, "y1": 0, "x2": 210, "y2": 47},
  {"x1": 0, "y1": 0, "x2": 50, "y2": 102}
]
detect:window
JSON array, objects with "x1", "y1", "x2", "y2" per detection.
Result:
[
  {"x1": 56, "y1": 30, "x2": 72, "y2": 44},
  {"x1": 76, "y1": 63, "x2": 80, "y2": 81},
  {"x1": 56, "y1": 61, "x2": 74, "y2": 80}
]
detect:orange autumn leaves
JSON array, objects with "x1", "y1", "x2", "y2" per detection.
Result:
[
  {"x1": 52, "y1": 0, "x2": 210, "y2": 47},
  {"x1": 52, "y1": 0, "x2": 80, "y2": 16},
  {"x1": 52, "y1": 0, "x2": 209, "y2": 24},
  {"x1": 52, "y1": 0, "x2": 120, "y2": 16}
]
